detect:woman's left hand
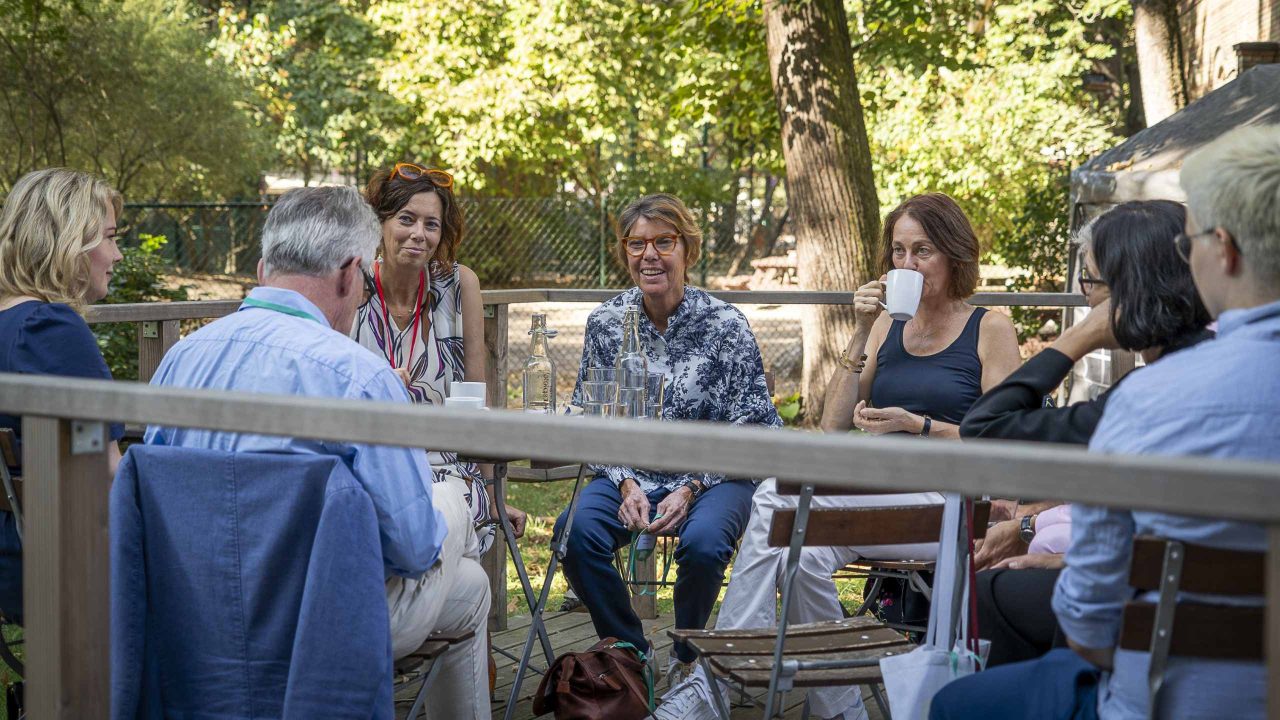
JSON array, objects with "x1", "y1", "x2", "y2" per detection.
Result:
[
  {"x1": 504, "y1": 504, "x2": 528, "y2": 539},
  {"x1": 645, "y1": 486, "x2": 694, "y2": 536},
  {"x1": 852, "y1": 401, "x2": 922, "y2": 435},
  {"x1": 991, "y1": 552, "x2": 1065, "y2": 570}
]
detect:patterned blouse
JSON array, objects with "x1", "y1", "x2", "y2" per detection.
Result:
[
  {"x1": 350, "y1": 261, "x2": 493, "y2": 551},
  {"x1": 571, "y1": 286, "x2": 782, "y2": 494}
]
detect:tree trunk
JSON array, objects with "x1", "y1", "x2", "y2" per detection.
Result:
[
  {"x1": 764, "y1": 0, "x2": 881, "y2": 424},
  {"x1": 1132, "y1": 0, "x2": 1186, "y2": 125}
]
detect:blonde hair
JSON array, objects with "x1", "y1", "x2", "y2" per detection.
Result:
[
  {"x1": 1181, "y1": 124, "x2": 1280, "y2": 284},
  {"x1": 0, "y1": 168, "x2": 123, "y2": 311},
  {"x1": 616, "y1": 193, "x2": 703, "y2": 281}
]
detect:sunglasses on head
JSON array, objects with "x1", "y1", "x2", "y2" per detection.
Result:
[{"x1": 391, "y1": 163, "x2": 454, "y2": 189}]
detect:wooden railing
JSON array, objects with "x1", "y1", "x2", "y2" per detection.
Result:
[
  {"x1": 84, "y1": 289, "x2": 1094, "y2": 388},
  {"x1": 1, "y1": 371, "x2": 1277, "y2": 718}
]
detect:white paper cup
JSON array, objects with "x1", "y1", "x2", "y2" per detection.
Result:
[
  {"x1": 444, "y1": 396, "x2": 486, "y2": 410},
  {"x1": 450, "y1": 381, "x2": 487, "y2": 401},
  {"x1": 881, "y1": 269, "x2": 924, "y2": 321}
]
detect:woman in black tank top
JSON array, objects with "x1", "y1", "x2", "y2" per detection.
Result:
[{"x1": 821, "y1": 193, "x2": 1022, "y2": 437}]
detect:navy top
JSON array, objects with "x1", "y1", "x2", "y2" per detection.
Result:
[
  {"x1": 0, "y1": 300, "x2": 124, "y2": 463},
  {"x1": 870, "y1": 307, "x2": 987, "y2": 426}
]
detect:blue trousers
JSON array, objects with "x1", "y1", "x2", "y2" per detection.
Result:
[
  {"x1": 929, "y1": 648, "x2": 1101, "y2": 720},
  {"x1": 553, "y1": 477, "x2": 754, "y2": 663}
]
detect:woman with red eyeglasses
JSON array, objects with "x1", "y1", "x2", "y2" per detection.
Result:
[{"x1": 351, "y1": 163, "x2": 527, "y2": 558}]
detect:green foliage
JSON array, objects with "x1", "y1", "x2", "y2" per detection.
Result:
[
  {"x1": 95, "y1": 235, "x2": 190, "y2": 380},
  {"x1": 0, "y1": 0, "x2": 270, "y2": 198},
  {"x1": 773, "y1": 391, "x2": 804, "y2": 426}
]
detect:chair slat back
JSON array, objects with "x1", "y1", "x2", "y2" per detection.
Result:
[
  {"x1": 774, "y1": 481, "x2": 925, "y2": 496},
  {"x1": 1128, "y1": 535, "x2": 1263, "y2": 596},
  {"x1": 1118, "y1": 602, "x2": 1262, "y2": 660},
  {"x1": 767, "y1": 501, "x2": 990, "y2": 548},
  {"x1": 0, "y1": 429, "x2": 18, "y2": 469}
]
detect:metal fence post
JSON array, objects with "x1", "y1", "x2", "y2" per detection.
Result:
[
  {"x1": 598, "y1": 197, "x2": 608, "y2": 288},
  {"x1": 22, "y1": 416, "x2": 111, "y2": 718}
]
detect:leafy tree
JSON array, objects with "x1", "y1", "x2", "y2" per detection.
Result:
[
  {"x1": 96, "y1": 235, "x2": 189, "y2": 380},
  {"x1": 0, "y1": 0, "x2": 269, "y2": 198}
]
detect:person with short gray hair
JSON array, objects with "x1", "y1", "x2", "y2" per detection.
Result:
[
  {"x1": 259, "y1": 185, "x2": 381, "y2": 278},
  {"x1": 146, "y1": 186, "x2": 492, "y2": 716}
]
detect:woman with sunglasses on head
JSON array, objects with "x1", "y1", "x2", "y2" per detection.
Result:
[
  {"x1": 958, "y1": 200, "x2": 1213, "y2": 668},
  {"x1": 352, "y1": 163, "x2": 526, "y2": 557},
  {"x1": 0, "y1": 168, "x2": 127, "y2": 627},
  {"x1": 554, "y1": 193, "x2": 781, "y2": 688}
]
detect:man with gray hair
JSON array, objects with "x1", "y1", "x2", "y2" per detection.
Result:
[
  {"x1": 146, "y1": 186, "x2": 491, "y2": 716},
  {"x1": 931, "y1": 124, "x2": 1280, "y2": 719}
]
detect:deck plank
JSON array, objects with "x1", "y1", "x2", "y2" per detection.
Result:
[{"x1": 394, "y1": 611, "x2": 887, "y2": 720}]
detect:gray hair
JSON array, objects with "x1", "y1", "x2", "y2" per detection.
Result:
[
  {"x1": 1180, "y1": 124, "x2": 1280, "y2": 284},
  {"x1": 261, "y1": 186, "x2": 380, "y2": 277}
]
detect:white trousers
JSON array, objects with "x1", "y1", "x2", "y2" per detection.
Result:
[
  {"x1": 695, "y1": 479, "x2": 942, "y2": 718},
  {"x1": 386, "y1": 479, "x2": 491, "y2": 720}
]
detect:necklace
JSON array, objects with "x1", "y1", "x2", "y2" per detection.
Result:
[{"x1": 373, "y1": 261, "x2": 427, "y2": 372}]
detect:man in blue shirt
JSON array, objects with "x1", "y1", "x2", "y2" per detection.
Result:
[
  {"x1": 146, "y1": 186, "x2": 490, "y2": 717},
  {"x1": 931, "y1": 124, "x2": 1280, "y2": 719}
]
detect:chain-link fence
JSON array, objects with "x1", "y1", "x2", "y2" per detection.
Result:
[{"x1": 120, "y1": 194, "x2": 788, "y2": 288}]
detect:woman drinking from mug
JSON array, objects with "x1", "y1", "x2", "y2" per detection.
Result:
[
  {"x1": 656, "y1": 192, "x2": 1022, "y2": 720},
  {"x1": 351, "y1": 163, "x2": 525, "y2": 554}
]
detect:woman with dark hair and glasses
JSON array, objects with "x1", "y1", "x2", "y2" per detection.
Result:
[
  {"x1": 958, "y1": 199, "x2": 1213, "y2": 667},
  {"x1": 351, "y1": 163, "x2": 526, "y2": 557}
]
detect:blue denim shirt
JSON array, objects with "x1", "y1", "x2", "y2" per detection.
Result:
[
  {"x1": 145, "y1": 287, "x2": 448, "y2": 579},
  {"x1": 1053, "y1": 299, "x2": 1280, "y2": 719},
  {"x1": 571, "y1": 286, "x2": 781, "y2": 493}
]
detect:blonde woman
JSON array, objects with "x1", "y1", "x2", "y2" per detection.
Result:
[{"x1": 0, "y1": 168, "x2": 125, "y2": 624}]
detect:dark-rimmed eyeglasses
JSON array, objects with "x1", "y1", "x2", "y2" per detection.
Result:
[
  {"x1": 391, "y1": 163, "x2": 454, "y2": 188},
  {"x1": 1077, "y1": 270, "x2": 1107, "y2": 291},
  {"x1": 1172, "y1": 229, "x2": 1244, "y2": 264},
  {"x1": 621, "y1": 234, "x2": 681, "y2": 257}
]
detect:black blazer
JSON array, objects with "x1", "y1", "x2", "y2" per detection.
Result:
[{"x1": 959, "y1": 330, "x2": 1214, "y2": 446}]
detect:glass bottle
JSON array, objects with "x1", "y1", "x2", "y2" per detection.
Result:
[
  {"x1": 522, "y1": 313, "x2": 557, "y2": 414},
  {"x1": 615, "y1": 304, "x2": 647, "y2": 416}
]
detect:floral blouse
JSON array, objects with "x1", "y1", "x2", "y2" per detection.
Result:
[{"x1": 571, "y1": 286, "x2": 782, "y2": 494}]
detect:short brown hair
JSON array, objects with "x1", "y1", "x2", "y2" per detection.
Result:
[
  {"x1": 880, "y1": 193, "x2": 980, "y2": 299},
  {"x1": 616, "y1": 193, "x2": 702, "y2": 281},
  {"x1": 364, "y1": 165, "x2": 465, "y2": 275}
]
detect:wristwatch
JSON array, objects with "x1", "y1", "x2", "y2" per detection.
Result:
[
  {"x1": 687, "y1": 479, "x2": 706, "y2": 498},
  {"x1": 919, "y1": 414, "x2": 932, "y2": 437},
  {"x1": 1019, "y1": 513, "x2": 1037, "y2": 543}
]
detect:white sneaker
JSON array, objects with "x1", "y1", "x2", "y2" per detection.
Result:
[
  {"x1": 654, "y1": 673, "x2": 719, "y2": 720},
  {"x1": 664, "y1": 656, "x2": 695, "y2": 691}
]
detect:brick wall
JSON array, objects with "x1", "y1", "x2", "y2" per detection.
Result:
[{"x1": 1179, "y1": 0, "x2": 1280, "y2": 99}]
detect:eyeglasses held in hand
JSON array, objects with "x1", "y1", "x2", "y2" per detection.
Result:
[
  {"x1": 621, "y1": 234, "x2": 681, "y2": 257},
  {"x1": 391, "y1": 163, "x2": 454, "y2": 189}
]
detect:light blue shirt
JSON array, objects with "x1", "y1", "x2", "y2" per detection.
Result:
[
  {"x1": 145, "y1": 287, "x2": 447, "y2": 579},
  {"x1": 1053, "y1": 299, "x2": 1280, "y2": 719}
]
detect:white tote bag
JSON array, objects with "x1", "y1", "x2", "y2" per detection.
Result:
[{"x1": 879, "y1": 494, "x2": 988, "y2": 720}]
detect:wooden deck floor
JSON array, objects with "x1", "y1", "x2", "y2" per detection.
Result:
[{"x1": 394, "y1": 609, "x2": 888, "y2": 720}]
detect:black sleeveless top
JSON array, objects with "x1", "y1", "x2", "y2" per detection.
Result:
[{"x1": 870, "y1": 307, "x2": 987, "y2": 426}]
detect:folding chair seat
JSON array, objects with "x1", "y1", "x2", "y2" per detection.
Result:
[
  {"x1": 672, "y1": 481, "x2": 988, "y2": 719},
  {"x1": 393, "y1": 628, "x2": 478, "y2": 719},
  {"x1": 1118, "y1": 535, "x2": 1263, "y2": 715}
]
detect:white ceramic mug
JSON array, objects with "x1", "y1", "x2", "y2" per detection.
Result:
[
  {"x1": 444, "y1": 396, "x2": 486, "y2": 410},
  {"x1": 450, "y1": 381, "x2": 487, "y2": 401},
  {"x1": 880, "y1": 269, "x2": 924, "y2": 321}
]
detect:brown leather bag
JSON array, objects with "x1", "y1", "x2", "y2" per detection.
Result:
[{"x1": 532, "y1": 637, "x2": 653, "y2": 719}]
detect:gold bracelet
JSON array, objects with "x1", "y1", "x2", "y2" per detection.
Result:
[{"x1": 838, "y1": 349, "x2": 868, "y2": 373}]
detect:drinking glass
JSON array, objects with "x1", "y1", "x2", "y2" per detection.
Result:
[
  {"x1": 582, "y1": 401, "x2": 613, "y2": 417},
  {"x1": 587, "y1": 366, "x2": 616, "y2": 383},
  {"x1": 640, "y1": 403, "x2": 660, "y2": 420},
  {"x1": 616, "y1": 387, "x2": 645, "y2": 418},
  {"x1": 583, "y1": 380, "x2": 618, "y2": 405},
  {"x1": 644, "y1": 372, "x2": 666, "y2": 413}
]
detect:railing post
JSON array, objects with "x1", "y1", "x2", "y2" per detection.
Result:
[
  {"x1": 137, "y1": 319, "x2": 180, "y2": 383},
  {"x1": 1268, "y1": 525, "x2": 1280, "y2": 718},
  {"x1": 22, "y1": 416, "x2": 111, "y2": 719},
  {"x1": 483, "y1": 303, "x2": 510, "y2": 630}
]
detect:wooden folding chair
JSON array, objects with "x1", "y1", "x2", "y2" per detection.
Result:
[
  {"x1": 393, "y1": 628, "x2": 478, "y2": 719},
  {"x1": 671, "y1": 482, "x2": 988, "y2": 719},
  {"x1": 1119, "y1": 535, "x2": 1263, "y2": 719}
]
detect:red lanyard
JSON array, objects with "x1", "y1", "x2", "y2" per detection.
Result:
[{"x1": 373, "y1": 261, "x2": 426, "y2": 372}]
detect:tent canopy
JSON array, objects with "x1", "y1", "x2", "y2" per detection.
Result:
[{"x1": 1071, "y1": 64, "x2": 1280, "y2": 206}]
